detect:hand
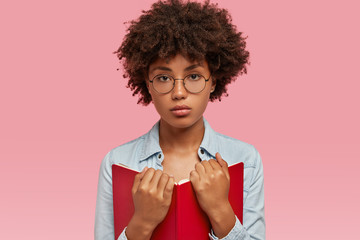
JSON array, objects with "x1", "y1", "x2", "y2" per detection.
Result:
[
  {"x1": 126, "y1": 167, "x2": 175, "y2": 240},
  {"x1": 190, "y1": 153, "x2": 236, "y2": 238}
]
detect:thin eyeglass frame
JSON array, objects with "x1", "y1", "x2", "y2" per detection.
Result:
[{"x1": 149, "y1": 74, "x2": 211, "y2": 94}]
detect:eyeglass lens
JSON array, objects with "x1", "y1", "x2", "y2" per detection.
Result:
[{"x1": 152, "y1": 74, "x2": 207, "y2": 93}]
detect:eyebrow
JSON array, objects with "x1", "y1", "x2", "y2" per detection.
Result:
[{"x1": 150, "y1": 64, "x2": 203, "y2": 73}]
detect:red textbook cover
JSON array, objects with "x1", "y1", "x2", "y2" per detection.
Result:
[{"x1": 112, "y1": 162, "x2": 243, "y2": 240}]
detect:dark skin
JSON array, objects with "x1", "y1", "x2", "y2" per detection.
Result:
[
  {"x1": 125, "y1": 54, "x2": 236, "y2": 239},
  {"x1": 160, "y1": 115, "x2": 204, "y2": 182}
]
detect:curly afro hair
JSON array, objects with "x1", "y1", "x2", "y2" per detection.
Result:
[{"x1": 114, "y1": 0, "x2": 249, "y2": 105}]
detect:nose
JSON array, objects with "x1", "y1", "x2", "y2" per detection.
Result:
[{"x1": 171, "y1": 79, "x2": 188, "y2": 100}]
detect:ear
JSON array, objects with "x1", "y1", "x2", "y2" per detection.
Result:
[
  {"x1": 210, "y1": 77, "x2": 216, "y2": 93},
  {"x1": 143, "y1": 70, "x2": 151, "y2": 93},
  {"x1": 146, "y1": 79, "x2": 154, "y2": 96},
  {"x1": 143, "y1": 69, "x2": 150, "y2": 89}
]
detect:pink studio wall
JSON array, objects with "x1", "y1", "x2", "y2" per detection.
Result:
[{"x1": 0, "y1": 0, "x2": 359, "y2": 239}]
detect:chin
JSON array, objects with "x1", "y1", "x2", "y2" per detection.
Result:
[{"x1": 162, "y1": 115, "x2": 203, "y2": 129}]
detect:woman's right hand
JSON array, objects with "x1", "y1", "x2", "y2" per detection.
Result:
[{"x1": 125, "y1": 167, "x2": 175, "y2": 240}]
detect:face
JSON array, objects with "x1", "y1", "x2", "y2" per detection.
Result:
[{"x1": 147, "y1": 53, "x2": 216, "y2": 129}]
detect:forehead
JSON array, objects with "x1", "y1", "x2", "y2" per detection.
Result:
[{"x1": 148, "y1": 53, "x2": 209, "y2": 73}]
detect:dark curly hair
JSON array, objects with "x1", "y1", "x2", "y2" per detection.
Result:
[{"x1": 114, "y1": 0, "x2": 249, "y2": 105}]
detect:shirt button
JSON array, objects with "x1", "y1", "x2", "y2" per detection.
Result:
[
  {"x1": 158, "y1": 154, "x2": 162, "y2": 159},
  {"x1": 200, "y1": 149, "x2": 204, "y2": 154}
]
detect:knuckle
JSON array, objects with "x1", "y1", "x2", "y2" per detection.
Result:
[
  {"x1": 214, "y1": 170, "x2": 223, "y2": 177},
  {"x1": 197, "y1": 186, "x2": 205, "y2": 193},
  {"x1": 205, "y1": 180, "x2": 211, "y2": 187},
  {"x1": 148, "y1": 188, "x2": 156, "y2": 195},
  {"x1": 138, "y1": 185, "x2": 147, "y2": 193},
  {"x1": 155, "y1": 195, "x2": 163, "y2": 202}
]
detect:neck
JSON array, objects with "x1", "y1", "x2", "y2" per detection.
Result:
[{"x1": 159, "y1": 117, "x2": 205, "y2": 152}]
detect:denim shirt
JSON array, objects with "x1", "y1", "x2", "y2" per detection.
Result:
[{"x1": 95, "y1": 118, "x2": 265, "y2": 240}]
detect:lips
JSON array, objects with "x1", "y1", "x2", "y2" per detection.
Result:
[
  {"x1": 171, "y1": 105, "x2": 191, "y2": 111},
  {"x1": 170, "y1": 105, "x2": 191, "y2": 117}
]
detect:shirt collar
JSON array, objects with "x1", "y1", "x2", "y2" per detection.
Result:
[
  {"x1": 139, "y1": 121, "x2": 162, "y2": 162},
  {"x1": 139, "y1": 118, "x2": 219, "y2": 162},
  {"x1": 199, "y1": 118, "x2": 219, "y2": 158}
]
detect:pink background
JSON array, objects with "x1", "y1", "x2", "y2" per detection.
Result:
[{"x1": 1, "y1": 0, "x2": 359, "y2": 239}]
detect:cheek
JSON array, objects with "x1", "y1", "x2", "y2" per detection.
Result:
[
  {"x1": 193, "y1": 93, "x2": 211, "y2": 112},
  {"x1": 152, "y1": 96, "x2": 169, "y2": 114}
]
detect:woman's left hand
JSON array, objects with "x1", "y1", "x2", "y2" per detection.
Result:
[{"x1": 190, "y1": 152, "x2": 236, "y2": 238}]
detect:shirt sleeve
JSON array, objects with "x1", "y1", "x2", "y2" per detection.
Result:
[
  {"x1": 94, "y1": 151, "x2": 118, "y2": 240},
  {"x1": 208, "y1": 216, "x2": 247, "y2": 240},
  {"x1": 209, "y1": 149, "x2": 266, "y2": 240}
]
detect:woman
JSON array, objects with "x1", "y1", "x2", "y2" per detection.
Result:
[{"x1": 95, "y1": 0, "x2": 265, "y2": 239}]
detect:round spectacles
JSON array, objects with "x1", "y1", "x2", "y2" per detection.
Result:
[{"x1": 149, "y1": 74, "x2": 211, "y2": 94}]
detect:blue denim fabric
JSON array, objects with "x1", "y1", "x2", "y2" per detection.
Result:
[{"x1": 95, "y1": 118, "x2": 265, "y2": 240}]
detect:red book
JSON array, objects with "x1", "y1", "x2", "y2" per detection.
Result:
[{"x1": 112, "y1": 162, "x2": 243, "y2": 240}]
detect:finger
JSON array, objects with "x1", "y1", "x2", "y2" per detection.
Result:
[
  {"x1": 189, "y1": 170, "x2": 200, "y2": 187},
  {"x1": 216, "y1": 153, "x2": 230, "y2": 179},
  {"x1": 209, "y1": 159, "x2": 221, "y2": 170},
  {"x1": 201, "y1": 160, "x2": 213, "y2": 173},
  {"x1": 157, "y1": 173, "x2": 170, "y2": 192},
  {"x1": 195, "y1": 162, "x2": 206, "y2": 178},
  {"x1": 163, "y1": 176, "x2": 174, "y2": 201},
  {"x1": 139, "y1": 168, "x2": 155, "y2": 187},
  {"x1": 139, "y1": 166, "x2": 148, "y2": 180},
  {"x1": 149, "y1": 169, "x2": 163, "y2": 189},
  {"x1": 132, "y1": 173, "x2": 142, "y2": 195}
]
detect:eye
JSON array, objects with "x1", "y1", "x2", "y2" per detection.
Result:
[
  {"x1": 155, "y1": 75, "x2": 172, "y2": 82},
  {"x1": 188, "y1": 74, "x2": 201, "y2": 81}
]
